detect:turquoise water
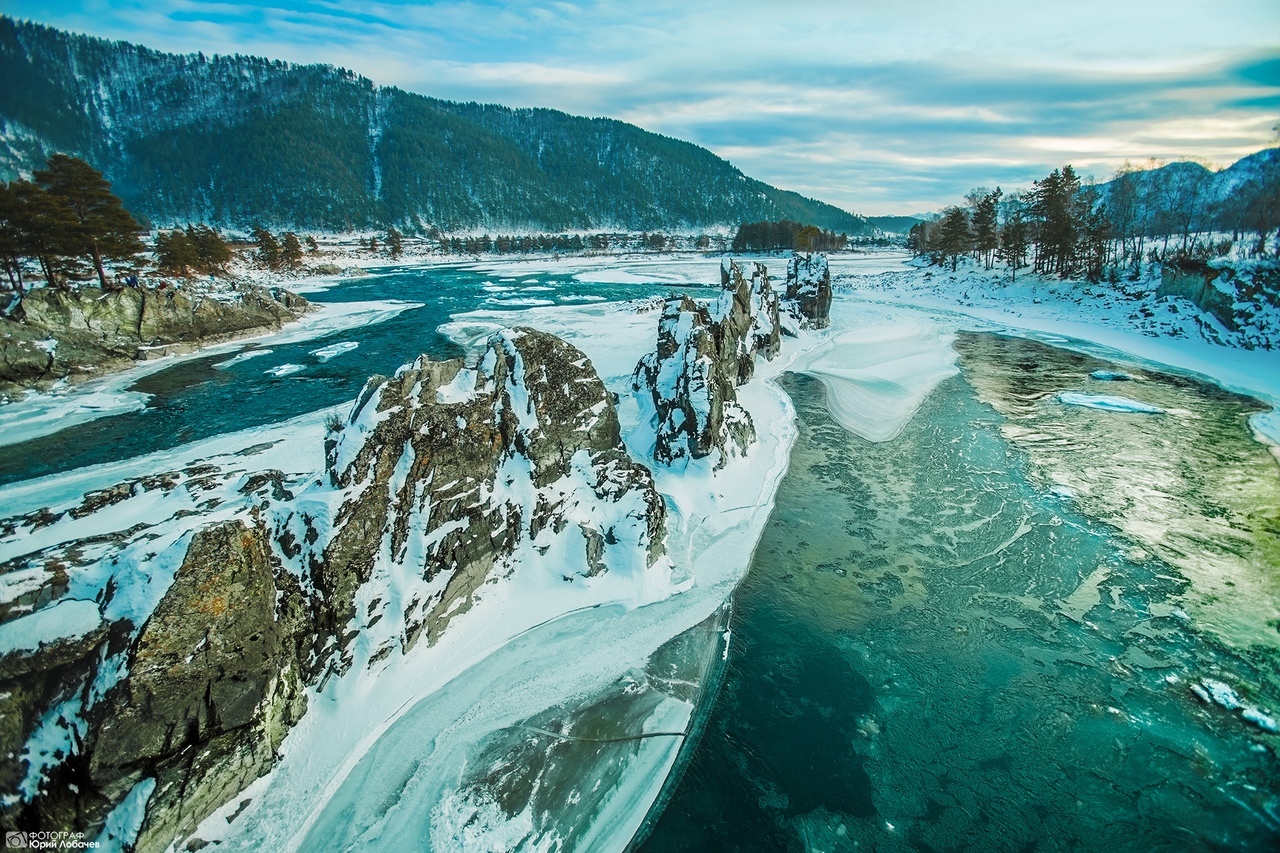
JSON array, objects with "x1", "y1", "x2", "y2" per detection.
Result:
[
  {"x1": 0, "y1": 266, "x2": 693, "y2": 484},
  {"x1": 5, "y1": 264, "x2": 1277, "y2": 851},
  {"x1": 640, "y1": 337, "x2": 1279, "y2": 851}
]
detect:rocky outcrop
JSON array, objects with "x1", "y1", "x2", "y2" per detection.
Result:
[
  {"x1": 91, "y1": 521, "x2": 310, "y2": 853},
  {"x1": 1159, "y1": 259, "x2": 1237, "y2": 329},
  {"x1": 632, "y1": 258, "x2": 781, "y2": 466},
  {"x1": 785, "y1": 252, "x2": 832, "y2": 328},
  {"x1": 0, "y1": 283, "x2": 310, "y2": 394},
  {"x1": 0, "y1": 326, "x2": 668, "y2": 849},
  {"x1": 305, "y1": 327, "x2": 667, "y2": 662},
  {"x1": 0, "y1": 518, "x2": 310, "y2": 852}
]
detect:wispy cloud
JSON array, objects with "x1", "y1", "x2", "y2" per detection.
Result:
[{"x1": 12, "y1": 0, "x2": 1280, "y2": 213}]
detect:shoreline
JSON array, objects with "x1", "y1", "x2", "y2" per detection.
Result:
[{"x1": 0, "y1": 296, "x2": 422, "y2": 450}]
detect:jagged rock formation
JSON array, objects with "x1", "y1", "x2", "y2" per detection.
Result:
[
  {"x1": 296, "y1": 326, "x2": 668, "y2": 664},
  {"x1": 0, "y1": 327, "x2": 667, "y2": 851},
  {"x1": 632, "y1": 258, "x2": 782, "y2": 466},
  {"x1": 0, "y1": 284, "x2": 310, "y2": 394},
  {"x1": 785, "y1": 252, "x2": 832, "y2": 329}
]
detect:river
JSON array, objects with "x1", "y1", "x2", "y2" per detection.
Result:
[{"x1": 1, "y1": 253, "x2": 1275, "y2": 851}]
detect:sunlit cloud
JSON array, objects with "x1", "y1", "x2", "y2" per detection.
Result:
[{"x1": 9, "y1": 0, "x2": 1280, "y2": 213}]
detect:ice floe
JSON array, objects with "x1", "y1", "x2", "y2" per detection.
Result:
[
  {"x1": 1056, "y1": 392, "x2": 1164, "y2": 414},
  {"x1": 795, "y1": 313, "x2": 958, "y2": 442},
  {"x1": 265, "y1": 364, "x2": 305, "y2": 378},
  {"x1": 310, "y1": 340, "x2": 359, "y2": 361}
]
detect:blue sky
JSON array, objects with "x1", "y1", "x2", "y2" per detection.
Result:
[{"x1": 9, "y1": 0, "x2": 1279, "y2": 214}]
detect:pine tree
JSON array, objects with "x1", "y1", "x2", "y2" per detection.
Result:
[
  {"x1": 998, "y1": 213, "x2": 1029, "y2": 283},
  {"x1": 2, "y1": 179, "x2": 81, "y2": 289},
  {"x1": 187, "y1": 224, "x2": 231, "y2": 273},
  {"x1": 281, "y1": 231, "x2": 304, "y2": 268},
  {"x1": 155, "y1": 229, "x2": 199, "y2": 275},
  {"x1": 252, "y1": 225, "x2": 282, "y2": 269},
  {"x1": 971, "y1": 188, "x2": 1002, "y2": 268},
  {"x1": 385, "y1": 226, "x2": 403, "y2": 259},
  {"x1": 34, "y1": 154, "x2": 142, "y2": 288},
  {"x1": 936, "y1": 207, "x2": 972, "y2": 271}
]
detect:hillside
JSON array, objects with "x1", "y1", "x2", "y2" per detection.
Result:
[{"x1": 0, "y1": 17, "x2": 869, "y2": 235}]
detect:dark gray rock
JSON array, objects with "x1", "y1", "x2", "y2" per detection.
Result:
[{"x1": 785, "y1": 252, "x2": 832, "y2": 328}]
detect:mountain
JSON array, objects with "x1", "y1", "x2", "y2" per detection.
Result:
[
  {"x1": 866, "y1": 215, "x2": 923, "y2": 235},
  {"x1": 0, "y1": 17, "x2": 870, "y2": 235},
  {"x1": 1098, "y1": 149, "x2": 1279, "y2": 210}
]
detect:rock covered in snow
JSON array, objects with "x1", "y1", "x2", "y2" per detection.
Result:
[
  {"x1": 633, "y1": 258, "x2": 784, "y2": 467},
  {"x1": 0, "y1": 326, "x2": 667, "y2": 849},
  {"x1": 0, "y1": 513, "x2": 311, "y2": 852},
  {"x1": 306, "y1": 326, "x2": 667, "y2": 659},
  {"x1": 90, "y1": 521, "x2": 310, "y2": 851},
  {"x1": 785, "y1": 252, "x2": 832, "y2": 329}
]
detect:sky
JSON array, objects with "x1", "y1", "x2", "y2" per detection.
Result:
[{"x1": 7, "y1": 0, "x2": 1280, "y2": 215}]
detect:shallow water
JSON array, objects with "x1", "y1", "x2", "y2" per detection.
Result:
[{"x1": 641, "y1": 337, "x2": 1279, "y2": 852}]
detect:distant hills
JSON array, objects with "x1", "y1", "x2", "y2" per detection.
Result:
[{"x1": 0, "y1": 17, "x2": 872, "y2": 235}]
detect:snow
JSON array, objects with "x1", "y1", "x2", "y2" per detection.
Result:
[
  {"x1": 1056, "y1": 393, "x2": 1164, "y2": 415},
  {"x1": 310, "y1": 340, "x2": 359, "y2": 361},
  {"x1": 486, "y1": 296, "x2": 555, "y2": 307},
  {"x1": 1243, "y1": 707, "x2": 1279, "y2": 733},
  {"x1": 214, "y1": 348, "x2": 273, "y2": 368},
  {"x1": 796, "y1": 313, "x2": 958, "y2": 442},
  {"x1": 94, "y1": 776, "x2": 156, "y2": 852},
  {"x1": 0, "y1": 385, "x2": 151, "y2": 449},
  {"x1": 0, "y1": 598, "x2": 102, "y2": 655},
  {"x1": 265, "y1": 364, "x2": 305, "y2": 377},
  {"x1": 1090, "y1": 370, "x2": 1132, "y2": 381}
]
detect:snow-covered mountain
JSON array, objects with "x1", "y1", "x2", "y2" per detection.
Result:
[{"x1": 0, "y1": 17, "x2": 870, "y2": 235}]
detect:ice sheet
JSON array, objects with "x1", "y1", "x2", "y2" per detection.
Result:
[{"x1": 796, "y1": 313, "x2": 959, "y2": 442}]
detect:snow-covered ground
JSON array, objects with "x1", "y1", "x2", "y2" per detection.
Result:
[{"x1": 5, "y1": 249, "x2": 1278, "y2": 851}]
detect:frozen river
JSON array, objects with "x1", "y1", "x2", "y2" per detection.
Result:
[{"x1": 2, "y1": 251, "x2": 1276, "y2": 850}]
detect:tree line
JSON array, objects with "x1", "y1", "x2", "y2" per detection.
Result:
[
  {"x1": 731, "y1": 220, "x2": 849, "y2": 252},
  {"x1": 908, "y1": 155, "x2": 1280, "y2": 283}
]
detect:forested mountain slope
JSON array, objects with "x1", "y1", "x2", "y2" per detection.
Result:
[{"x1": 0, "y1": 17, "x2": 869, "y2": 234}]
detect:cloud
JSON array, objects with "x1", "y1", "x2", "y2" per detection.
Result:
[{"x1": 10, "y1": 1, "x2": 1280, "y2": 213}]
